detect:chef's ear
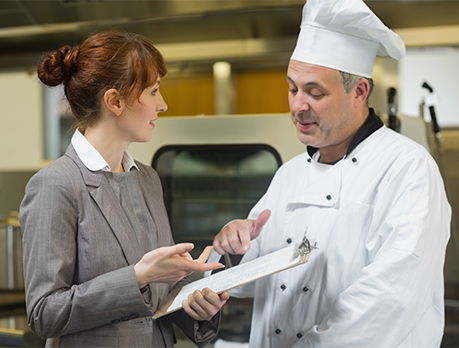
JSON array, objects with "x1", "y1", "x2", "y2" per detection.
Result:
[
  {"x1": 353, "y1": 78, "x2": 370, "y2": 108},
  {"x1": 103, "y1": 89, "x2": 125, "y2": 116}
]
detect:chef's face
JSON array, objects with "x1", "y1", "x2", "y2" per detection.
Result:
[{"x1": 287, "y1": 60, "x2": 363, "y2": 160}]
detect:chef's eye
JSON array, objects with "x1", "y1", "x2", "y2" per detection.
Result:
[
  {"x1": 151, "y1": 88, "x2": 158, "y2": 96},
  {"x1": 308, "y1": 88, "x2": 324, "y2": 98},
  {"x1": 288, "y1": 85, "x2": 298, "y2": 94}
]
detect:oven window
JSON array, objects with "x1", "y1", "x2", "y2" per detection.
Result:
[{"x1": 152, "y1": 144, "x2": 281, "y2": 253}]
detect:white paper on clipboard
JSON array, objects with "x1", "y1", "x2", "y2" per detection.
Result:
[{"x1": 152, "y1": 243, "x2": 312, "y2": 319}]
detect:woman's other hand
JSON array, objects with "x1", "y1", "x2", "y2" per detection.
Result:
[{"x1": 182, "y1": 288, "x2": 229, "y2": 321}]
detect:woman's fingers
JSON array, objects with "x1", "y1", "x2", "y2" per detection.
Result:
[
  {"x1": 165, "y1": 243, "x2": 195, "y2": 258},
  {"x1": 183, "y1": 288, "x2": 229, "y2": 321},
  {"x1": 180, "y1": 245, "x2": 224, "y2": 272},
  {"x1": 181, "y1": 252, "x2": 193, "y2": 261},
  {"x1": 195, "y1": 246, "x2": 213, "y2": 263},
  {"x1": 183, "y1": 291, "x2": 207, "y2": 319},
  {"x1": 183, "y1": 259, "x2": 224, "y2": 273}
]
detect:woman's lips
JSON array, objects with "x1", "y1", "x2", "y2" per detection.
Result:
[{"x1": 150, "y1": 117, "x2": 158, "y2": 128}]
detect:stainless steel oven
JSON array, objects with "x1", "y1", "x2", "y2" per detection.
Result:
[
  {"x1": 152, "y1": 143, "x2": 282, "y2": 344},
  {"x1": 152, "y1": 144, "x2": 281, "y2": 256}
]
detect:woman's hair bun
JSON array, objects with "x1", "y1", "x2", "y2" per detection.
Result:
[{"x1": 37, "y1": 45, "x2": 77, "y2": 87}]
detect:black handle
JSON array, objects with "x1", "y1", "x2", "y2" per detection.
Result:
[
  {"x1": 387, "y1": 87, "x2": 398, "y2": 131},
  {"x1": 428, "y1": 106, "x2": 440, "y2": 134},
  {"x1": 421, "y1": 82, "x2": 440, "y2": 134},
  {"x1": 387, "y1": 87, "x2": 396, "y2": 104},
  {"x1": 422, "y1": 81, "x2": 433, "y2": 93}
]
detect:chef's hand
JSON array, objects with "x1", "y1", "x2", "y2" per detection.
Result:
[
  {"x1": 183, "y1": 288, "x2": 230, "y2": 321},
  {"x1": 213, "y1": 209, "x2": 271, "y2": 255},
  {"x1": 134, "y1": 244, "x2": 223, "y2": 288}
]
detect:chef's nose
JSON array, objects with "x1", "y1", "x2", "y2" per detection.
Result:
[{"x1": 290, "y1": 93, "x2": 310, "y2": 114}]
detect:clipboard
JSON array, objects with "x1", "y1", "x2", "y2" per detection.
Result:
[{"x1": 152, "y1": 234, "x2": 316, "y2": 320}]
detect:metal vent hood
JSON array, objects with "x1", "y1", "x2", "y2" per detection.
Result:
[{"x1": 1, "y1": 1, "x2": 459, "y2": 70}]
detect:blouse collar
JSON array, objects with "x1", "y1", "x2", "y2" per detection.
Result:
[{"x1": 71, "y1": 129, "x2": 139, "y2": 172}]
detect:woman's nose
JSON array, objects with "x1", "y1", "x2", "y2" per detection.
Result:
[{"x1": 157, "y1": 91, "x2": 168, "y2": 113}]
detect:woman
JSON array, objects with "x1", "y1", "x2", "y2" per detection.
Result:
[{"x1": 19, "y1": 30, "x2": 229, "y2": 348}]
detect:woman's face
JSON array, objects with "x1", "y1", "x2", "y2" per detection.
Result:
[{"x1": 118, "y1": 79, "x2": 168, "y2": 144}]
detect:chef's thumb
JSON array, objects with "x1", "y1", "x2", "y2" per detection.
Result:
[{"x1": 250, "y1": 209, "x2": 271, "y2": 240}]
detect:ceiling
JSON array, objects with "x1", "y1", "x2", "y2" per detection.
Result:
[{"x1": 1, "y1": 0, "x2": 459, "y2": 71}]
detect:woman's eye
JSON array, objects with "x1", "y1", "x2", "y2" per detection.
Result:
[{"x1": 151, "y1": 88, "x2": 159, "y2": 96}]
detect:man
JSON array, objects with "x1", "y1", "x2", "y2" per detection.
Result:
[{"x1": 210, "y1": 0, "x2": 451, "y2": 347}]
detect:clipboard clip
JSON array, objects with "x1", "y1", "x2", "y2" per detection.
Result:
[
  {"x1": 290, "y1": 229, "x2": 317, "y2": 262},
  {"x1": 223, "y1": 253, "x2": 233, "y2": 269}
]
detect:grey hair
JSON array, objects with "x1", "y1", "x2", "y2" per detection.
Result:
[{"x1": 338, "y1": 71, "x2": 374, "y2": 102}]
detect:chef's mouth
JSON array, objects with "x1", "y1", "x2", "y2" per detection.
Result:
[
  {"x1": 296, "y1": 120, "x2": 318, "y2": 132},
  {"x1": 297, "y1": 118, "x2": 318, "y2": 126}
]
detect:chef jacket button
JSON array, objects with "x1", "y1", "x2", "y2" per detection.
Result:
[
  {"x1": 307, "y1": 158, "x2": 311, "y2": 163},
  {"x1": 111, "y1": 319, "x2": 121, "y2": 324},
  {"x1": 121, "y1": 316, "x2": 130, "y2": 321},
  {"x1": 275, "y1": 329, "x2": 281, "y2": 334},
  {"x1": 326, "y1": 194, "x2": 332, "y2": 200},
  {"x1": 297, "y1": 333, "x2": 303, "y2": 338},
  {"x1": 286, "y1": 238, "x2": 292, "y2": 244},
  {"x1": 352, "y1": 157, "x2": 357, "y2": 163},
  {"x1": 280, "y1": 283, "x2": 287, "y2": 290},
  {"x1": 303, "y1": 286, "x2": 310, "y2": 292}
]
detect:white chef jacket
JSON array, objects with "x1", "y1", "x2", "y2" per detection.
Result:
[{"x1": 216, "y1": 124, "x2": 451, "y2": 348}]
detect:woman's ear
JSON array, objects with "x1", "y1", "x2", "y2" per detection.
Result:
[
  {"x1": 103, "y1": 89, "x2": 124, "y2": 116},
  {"x1": 353, "y1": 78, "x2": 370, "y2": 108}
]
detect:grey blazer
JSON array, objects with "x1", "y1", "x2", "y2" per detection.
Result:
[{"x1": 19, "y1": 145, "x2": 219, "y2": 348}]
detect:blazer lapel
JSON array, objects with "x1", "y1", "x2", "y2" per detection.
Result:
[{"x1": 65, "y1": 145, "x2": 142, "y2": 265}]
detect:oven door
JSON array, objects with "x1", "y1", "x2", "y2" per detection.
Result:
[
  {"x1": 152, "y1": 143, "x2": 282, "y2": 344},
  {"x1": 152, "y1": 144, "x2": 281, "y2": 254}
]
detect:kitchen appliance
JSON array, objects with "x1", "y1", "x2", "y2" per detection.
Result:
[
  {"x1": 152, "y1": 143, "x2": 282, "y2": 344},
  {"x1": 152, "y1": 144, "x2": 281, "y2": 255},
  {"x1": 0, "y1": 212, "x2": 24, "y2": 291}
]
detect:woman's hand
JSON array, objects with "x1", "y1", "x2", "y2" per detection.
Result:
[
  {"x1": 182, "y1": 288, "x2": 230, "y2": 321},
  {"x1": 134, "y1": 244, "x2": 223, "y2": 288}
]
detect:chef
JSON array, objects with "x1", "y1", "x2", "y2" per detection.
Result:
[{"x1": 209, "y1": 0, "x2": 451, "y2": 347}]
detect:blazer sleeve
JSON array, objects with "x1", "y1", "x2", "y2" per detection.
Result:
[{"x1": 19, "y1": 162, "x2": 153, "y2": 339}]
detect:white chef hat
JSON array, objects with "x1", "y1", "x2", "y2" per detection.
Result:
[{"x1": 291, "y1": 0, "x2": 406, "y2": 78}]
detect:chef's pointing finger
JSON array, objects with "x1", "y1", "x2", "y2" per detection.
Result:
[{"x1": 250, "y1": 209, "x2": 271, "y2": 241}]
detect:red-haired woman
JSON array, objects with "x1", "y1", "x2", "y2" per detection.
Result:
[{"x1": 20, "y1": 30, "x2": 228, "y2": 348}]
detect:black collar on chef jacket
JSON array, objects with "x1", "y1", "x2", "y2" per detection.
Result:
[{"x1": 306, "y1": 108, "x2": 384, "y2": 165}]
